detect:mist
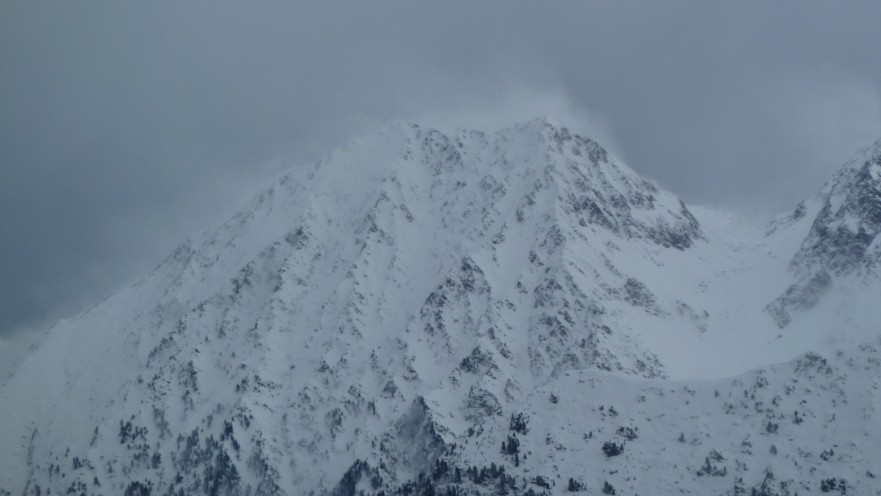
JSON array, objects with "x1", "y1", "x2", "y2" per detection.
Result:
[{"x1": 1, "y1": 0, "x2": 880, "y2": 337}]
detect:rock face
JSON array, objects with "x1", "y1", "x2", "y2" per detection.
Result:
[
  {"x1": 1, "y1": 120, "x2": 880, "y2": 496},
  {"x1": 796, "y1": 140, "x2": 881, "y2": 276},
  {"x1": 768, "y1": 139, "x2": 881, "y2": 327}
]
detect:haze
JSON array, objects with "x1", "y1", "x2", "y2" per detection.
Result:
[{"x1": 1, "y1": 0, "x2": 880, "y2": 340}]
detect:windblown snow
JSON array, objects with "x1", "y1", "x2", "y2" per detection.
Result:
[{"x1": 1, "y1": 119, "x2": 879, "y2": 496}]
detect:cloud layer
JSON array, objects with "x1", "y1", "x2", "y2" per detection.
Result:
[{"x1": 1, "y1": 0, "x2": 880, "y2": 336}]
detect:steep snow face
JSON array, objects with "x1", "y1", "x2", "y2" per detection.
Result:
[
  {"x1": 796, "y1": 139, "x2": 881, "y2": 276},
  {"x1": 0, "y1": 121, "x2": 879, "y2": 496},
  {"x1": 767, "y1": 139, "x2": 881, "y2": 328}
]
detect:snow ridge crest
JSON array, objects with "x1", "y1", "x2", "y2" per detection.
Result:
[{"x1": 3, "y1": 123, "x2": 881, "y2": 496}]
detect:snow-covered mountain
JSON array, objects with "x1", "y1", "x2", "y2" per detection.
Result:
[
  {"x1": 767, "y1": 139, "x2": 881, "y2": 329},
  {"x1": 1, "y1": 119, "x2": 879, "y2": 496}
]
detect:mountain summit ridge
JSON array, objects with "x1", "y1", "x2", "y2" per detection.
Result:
[
  {"x1": 1, "y1": 120, "x2": 880, "y2": 495},
  {"x1": 766, "y1": 137, "x2": 881, "y2": 328}
]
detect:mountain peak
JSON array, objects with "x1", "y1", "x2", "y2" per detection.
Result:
[
  {"x1": 515, "y1": 114, "x2": 555, "y2": 130},
  {"x1": 765, "y1": 137, "x2": 881, "y2": 327},
  {"x1": 3, "y1": 121, "x2": 881, "y2": 495},
  {"x1": 792, "y1": 137, "x2": 881, "y2": 275}
]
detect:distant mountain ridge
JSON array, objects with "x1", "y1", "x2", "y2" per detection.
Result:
[{"x1": 1, "y1": 119, "x2": 879, "y2": 495}]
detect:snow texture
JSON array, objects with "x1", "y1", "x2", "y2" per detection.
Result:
[{"x1": 1, "y1": 120, "x2": 880, "y2": 495}]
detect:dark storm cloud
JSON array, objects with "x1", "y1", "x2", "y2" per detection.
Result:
[{"x1": 1, "y1": 0, "x2": 880, "y2": 338}]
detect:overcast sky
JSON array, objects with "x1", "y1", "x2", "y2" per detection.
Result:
[{"x1": 1, "y1": 1, "x2": 880, "y2": 340}]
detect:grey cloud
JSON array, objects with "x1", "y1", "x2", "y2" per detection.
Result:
[{"x1": 1, "y1": 0, "x2": 880, "y2": 337}]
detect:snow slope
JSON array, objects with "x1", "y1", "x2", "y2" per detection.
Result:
[{"x1": 0, "y1": 119, "x2": 879, "y2": 495}]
